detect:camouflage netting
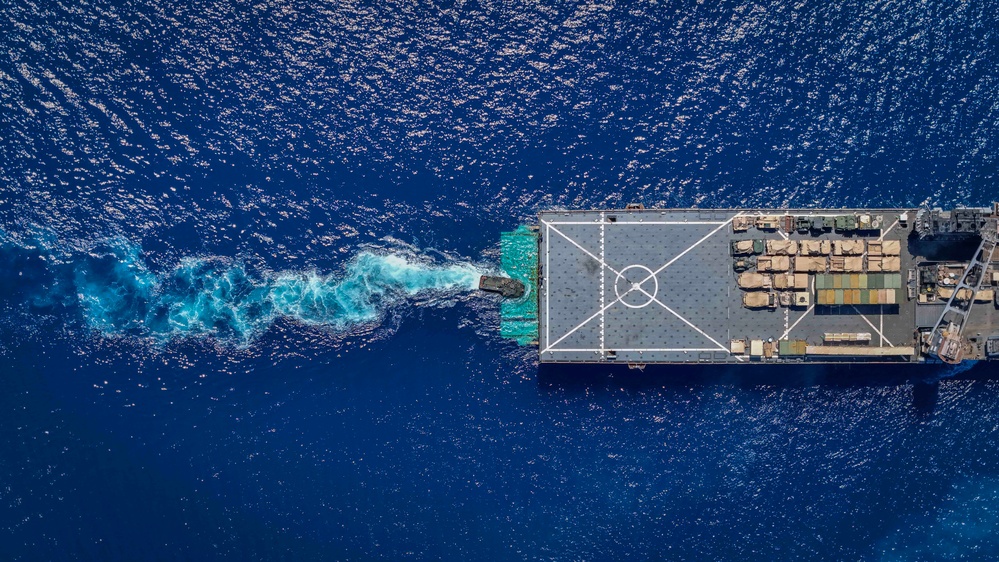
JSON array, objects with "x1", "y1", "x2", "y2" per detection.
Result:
[{"x1": 499, "y1": 225, "x2": 539, "y2": 345}]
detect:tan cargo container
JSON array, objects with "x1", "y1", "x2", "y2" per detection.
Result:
[
  {"x1": 806, "y1": 345, "x2": 915, "y2": 356},
  {"x1": 778, "y1": 292, "x2": 792, "y2": 307},
  {"x1": 793, "y1": 291, "x2": 810, "y2": 307},
  {"x1": 794, "y1": 256, "x2": 827, "y2": 272},
  {"x1": 868, "y1": 239, "x2": 900, "y2": 256},
  {"x1": 758, "y1": 255, "x2": 791, "y2": 272},
  {"x1": 743, "y1": 292, "x2": 775, "y2": 308},
  {"x1": 800, "y1": 240, "x2": 821, "y2": 255},
  {"x1": 766, "y1": 239, "x2": 798, "y2": 255},
  {"x1": 882, "y1": 256, "x2": 900, "y2": 271},
  {"x1": 833, "y1": 240, "x2": 865, "y2": 255},
  {"x1": 738, "y1": 272, "x2": 772, "y2": 289},
  {"x1": 939, "y1": 287, "x2": 973, "y2": 301},
  {"x1": 976, "y1": 289, "x2": 994, "y2": 303},
  {"x1": 823, "y1": 332, "x2": 872, "y2": 343},
  {"x1": 731, "y1": 339, "x2": 747, "y2": 354},
  {"x1": 773, "y1": 273, "x2": 808, "y2": 290},
  {"x1": 868, "y1": 240, "x2": 883, "y2": 257},
  {"x1": 881, "y1": 240, "x2": 901, "y2": 255},
  {"x1": 843, "y1": 256, "x2": 864, "y2": 272},
  {"x1": 799, "y1": 240, "x2": 832, "y2": 255},
  {"x1": 876, "y1": 289, "x2": 887, "y2": 305},
  {"x1": 816, "y1": 289, "x2": 829, "y2": 305}
]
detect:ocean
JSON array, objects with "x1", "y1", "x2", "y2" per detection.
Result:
[{"x1": 1, "y1": 0, "x2": 998, "y2": 559}]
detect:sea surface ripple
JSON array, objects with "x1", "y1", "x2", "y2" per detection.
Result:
[{"x1": 1, "y1": 0, "x2": 998, "y2": 560}]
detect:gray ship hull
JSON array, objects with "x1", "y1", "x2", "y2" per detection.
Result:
[{"x1": 531, "y1": 206, "x2": 999, "y2": 366}]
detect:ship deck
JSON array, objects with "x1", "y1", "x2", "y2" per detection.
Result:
[{"x1": 537, "y1": 208, "x2": 923, "y2": 364}]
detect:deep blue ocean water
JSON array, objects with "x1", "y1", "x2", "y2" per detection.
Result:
[{"x1": 2, "y1": 0, "x2": 999, "y2": 559}]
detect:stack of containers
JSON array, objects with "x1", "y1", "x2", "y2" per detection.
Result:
[{"x1": 814, "y1": 273, "x2": 903, "y2": 306}]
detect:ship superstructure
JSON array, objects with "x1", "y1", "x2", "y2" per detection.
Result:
[{"x1": 491, "y1": 204, "x2": 999, "y2": 366}]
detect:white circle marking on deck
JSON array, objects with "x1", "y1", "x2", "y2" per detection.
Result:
[{"x1": 614, "y1": 265, "x2": 659, "y2": 308}]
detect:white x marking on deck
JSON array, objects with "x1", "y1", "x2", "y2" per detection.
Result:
[{"x1": 541, "y1": 214, "x2": 743, "y2": 359}]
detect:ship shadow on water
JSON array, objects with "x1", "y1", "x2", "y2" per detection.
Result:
[{"x1": 536, "y1": 361, "x2": 999, "y2": 414}]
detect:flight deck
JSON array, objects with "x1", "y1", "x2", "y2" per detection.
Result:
[{"x1": 516, "y1": 206, "x2": 999, "y2": 365}]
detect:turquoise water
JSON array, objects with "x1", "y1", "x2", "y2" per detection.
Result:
[
  {"x1": 4, "y1": 234, "x2": 484, "y2": 343},
  {"x1": 500, "y1": 225, "x2": 540, "y2": 345}
]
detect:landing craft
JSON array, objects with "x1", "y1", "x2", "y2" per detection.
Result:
[
  {"x1": 478, "y1": 275, "x2": 525, "y2": 298},
  {"x1": 489, "y1": 204, "x2": 999, "y2": 366}
]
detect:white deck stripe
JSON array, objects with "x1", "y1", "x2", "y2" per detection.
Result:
[
  {"x1": 605, "y1": 287, "x2": 749, "y2": 362},
  {"x1": 545, "y1": 221, "x2": 550, "y2": 349},
  {"x1": 542, "y1": 221, "x2": 622, "y2": 277},
  {"x1": 638, "y1": 214, "x2": 743, "y2": 284},
  {"x1": 779, "y1": 276, "x2": 816, "y2": 340},
  {"x1": 541, "y1": 219, "x2": 628, "y2": 352},
  {"x1": 547, "y1": 221, "x2": 728, "y2": 225},
  {"x1": 549, "y1": 211, "x2": 911, "y2": 218},
  {"x1": 599, "y1": 213, "x2": 605, "y2": 354},
  {"x1": 541, "y1": 209, "x2": 916, "y2": 361},
  {"x1": 780, "y1": 304, "x2": 815, "y2": 340},
  {"x1": 878, "y1": 219, "x2": 899, "y2": 241},
  {"x1": 654, "y1": 299, "x2": 747, "y2": 362},
  {"x1": 656, "y1": 302, "x2": 731, "y2": 353},
  {"x1": 550, "y1": 348, "x2": 726, "y2": 353},
  {"x1": 631, "y1": 286, "x2": 730, "y2": 353},
  {"x1": 545, "y1": 215, "x2": 740, "y2": 357},
  {"x1": 542, "y1": 295, "x2": 625, "y2": 353},
  {"x1": 852, "y1": 306, "x2": 896, "y2": 347}
]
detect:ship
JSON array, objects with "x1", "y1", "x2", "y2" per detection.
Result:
[{"x1": 484, "y1": 204, "x2": 999, "y2": 366}]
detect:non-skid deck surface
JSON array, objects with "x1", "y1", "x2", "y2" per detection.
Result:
[{"x1": 538, "y1": 209, "x2": 918, "y2": 364}]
